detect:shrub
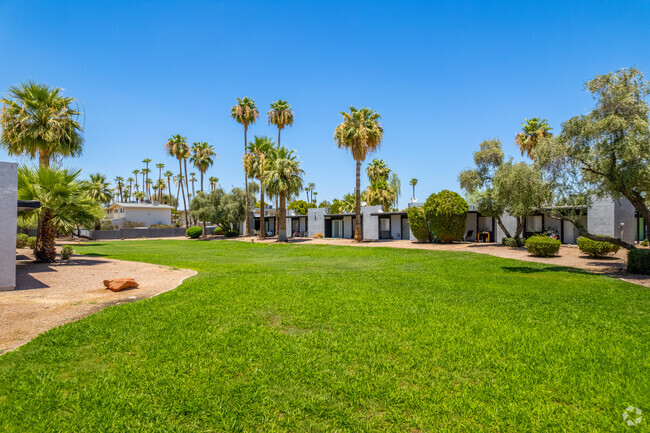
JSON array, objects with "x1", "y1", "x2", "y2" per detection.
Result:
[
  {"x1": 186, "y1": 226, "x2": 203, "y2": 239},
  {"x1": 525, "y1": 235, "x2": 561, "y2": 257},
  {"x1": 642, "y1": 239, "x2": 649, "y2": 247},
  {"x1": 577, "y1": 236, "x2": 620, "y2": 258},
  {"x1": 224, "y1": 229, "x2": 239, "y2": 238},
  {"x1": 214, "y1": 227, "x2": 224, "y2": 235},
  {"x1": 313, "y1": 232, "x2": 323, "y2": 239},
  {"x1": 149, "y1": 224, "x2": 174, "y2": 229},
  {"x1": 16, "y1": 233, "x2": 29, "y2": 248},
  {"x1": 407, "y1": 206, "x2": 433, "y2": 242},
  {"x1": 628, "y1": 249, "x2": 650, "y2": 274},
  {"x1": 502, "y1": 237, "x2": 526, "y2": 247},
  {"x1": 423, "y1": 190, "x2": 468, "y2": 243},
  {"x1": 100, "y1": 220, "x2": 117, "y2": 230},
  {"x1": 60, "y1": 245, "x2": 74, "y2": 260},
  {"x1": 27, "y1": 236, "x2": 37, "y2": 249}
]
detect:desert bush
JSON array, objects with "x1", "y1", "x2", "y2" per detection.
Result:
[
  {"x1": 60, "y1": 245, "x2": 74, "y2": 260},
  {"x1": 642, "y1": 239, "x2": 649, "y2": 247},
  {"x1": 16, "y1": 233, "x2": 29, "y2": 248},
  {"x1": 502, "y1": 237, "x2": 526, "y2": 247},
  {"x1": 100, "y1": 220, "x2": 117, "y2": 230},
  {"x1": 525, "y1": 235, "x2": 560, "y2": 257},
  {"x1": 577, "y1": 236, "x2": 620, "y2": 258},
  {"x1": 407, "y1": 206, "x2": 433, "y2": 242},
  {"x1": 27, "y1": 236, "x2": 37, "y2": 249},
  {"x1": 313, "y1": 232, "x2": 324, "y2": 239},
  {"x1": 121, "y1": 220, "x2": 145, "y2": 229},
  {"x1": 186, "y1": 226, "x2": 203, "y2": 239},
  {"x1": 224, "y1": 229, "x2": 239, "y2": 237},
  {"x1": 628, "y1": 249, "x2": 650, "y2": 274},
  {"x1": 423, "y1": 190, "x2": 468, "y2": 243}
]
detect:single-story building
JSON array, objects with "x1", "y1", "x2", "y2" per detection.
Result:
[{"x1": 105, "y1": 202, "x2": 173, "y2": 227}]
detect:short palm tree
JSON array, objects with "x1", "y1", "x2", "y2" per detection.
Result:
[
  {"x1": 165, "y1": 134, "x2": 190, "y2": 227},
  {"x1": 366, "y1": 159, "x2": 390, "y2": 183},
  {"x1": 156, "y1": 163, "x2": 165, "y2": 196},
  {"x1": 164, "y1": 170, "x2": 174, "y2": 205},
  {"x1": 264, "y1": 146, "x2": 304, "y2": 242},
  {"x1": 409, "y1": 178, "x2": 418, "y2": 199},
  {"x1": 126, "y1": 177, "x2": 134, "y2": 201},
  {"x1": 114, "y1": 176, "x2": 124, "y2": 202},
  {"x1": 363, "y1": 178, "x2": 395, "y2": 212},
  {"x1": 515, "y1": 117, "x2": 552, "y2": 159},
  {"x1": 18, "y1": 166, "x2": 103, "y2": 262},
  {"x1": 268, "y1": 100, "x2": 294, "y2": 147},
  {"x1": 190, "y1": 141, "x2": 216, "y2": 192},
  {"x1": 243, "y1": 136, "x2": 273, "y2": 239},
  {"x1": 334, "y1": 106, "x2": 384, "y2": 242},
  {"x1": 1, "y1": 81, "x2": 83, "y2": 168},
  {"x1": 87, "y1": 173, "x2": 113, "y2": 206},
  {"x1": 134, "y1": 191, "x2": 146, "y2": 203},
  {"x1": 231, "y1": 97, "x2": 259, "y2": 235},
  {"x1": 132, "y1": 170, "x2": 140, "y2": 192},
  {"x1": 190, "y1": 172, "x2": 197, "y2": 197},
  {"x1": 156, "y1": 179, "x2": 166, "y2": 202},
  {"x1": 208, "y1": 176, "x2": 219, "y2": 191}
]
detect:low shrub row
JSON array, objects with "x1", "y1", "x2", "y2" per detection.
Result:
[
  {"x1": 502, "y1": 237, "x2": 526, "y2": 248},
  {"x1": 577, "y1": 236, "x2": 620, "y2": 258},
  {"x1": 628, "y1": 249, "x2": 650, "y2": 274},
  {"x1": 525, "y1": 235, "x2": 561, "y2": 257}
]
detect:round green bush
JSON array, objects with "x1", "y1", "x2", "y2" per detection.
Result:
[
  {"x1": 27, "y1": 236, "x2": 37, "y2": 249},
  {"x1": 186, "y1": 226, "x2": 203, "y2": 239},
  {"x1": 423, "y1": 190, "x2": 468, "y2": 243},
  {"x1": 214, "y1": 227, "x2": 224, "y2": 236},
  {"x1": 577, "y1": 236, "x2": 620, "y2": 258},
  {"x1": 407, "y1": 206, "x2": 433, "y2": 242},
  {"x1": 224, "y1": 229, "x2": 239, "y2": 238},
  {"x1": 525, "y1": 235, "x2": 561, "y2": 257},
  {"x1": 628, "y1": 249, "x2": 650, "y2": 274},
  {"x1": 16, "y1": 233, "x2": 29, "y2": 248},
  {"x1": 502, "y1": 237, "x2": 526, "y2": 248}
]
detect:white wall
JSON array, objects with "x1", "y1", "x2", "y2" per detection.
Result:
[
  {"x1": 122, "y1": 208, "x2": 172, "y2": 226},
  {"x1": 1, "y1": 162, "x2": 18, "y2": 290},
  {"x1": 362, "y1": 206, "x2": 382, "y2": 240},
  {"x1": 391, "y1": 215, "x2": 402, "y2": 239}
]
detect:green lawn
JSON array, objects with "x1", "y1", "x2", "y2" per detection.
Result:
[{"x1": 1, "y1": 240, "x2": 648, "y2": 432}]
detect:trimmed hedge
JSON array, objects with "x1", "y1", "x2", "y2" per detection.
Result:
[
  {"x1": 525, "y1": 235, "x2": 561, "y2": 257},
  {"x1": 576, "y1": 236, "x2": 620, "y2": 258},
  {"x1": 16, "y1": 233, "x2": 29, "y2": 248},
  {"x1": 423, "y1": 190, "x2": 468, "y2": 244},
  {"x1": 407, "y1": 206, "x2": 433, "y2": 243},
  {"x1": 502, "y1": 237, "x2": 526, "y2": 248},
  {"x1": 628, "y1": 249, "x2": 650, "y2": 274},
  {"x1": 186, "y1": 226, "x2": 203, "y2": 239}
]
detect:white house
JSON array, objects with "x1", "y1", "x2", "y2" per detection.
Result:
[{"x1": 105, "y1": 203, "x2": 173, "y2": 227}]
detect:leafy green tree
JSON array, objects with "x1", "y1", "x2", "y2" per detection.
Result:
[
  {"x1": 1, "y1": 81, "x2": 83, "y2": 168},
  {"x1": 268, "y1": 100, "x2": 294, "y2": 147},
  {"x1": 407, "y1": 206, "x2": 433, "y2": 242},
  {"x1": 288, "y1": 199, "x2": 315, "y2": 215},
  {"x1": 190, "y1": 188, "x2": 251, "y2": 233},
  {"x1": 231, "y1": 97, "x2": 259, "y2": 235},
  {"x1": 18, "y1": 166, "x2": 104, "y2": 262},
  {"x1": 423, "y1": 190, "x2": 469, "y2": 243},
  {"x1": 318, "y1": 200, "x2": 331, "y2": 208},
  {"x1": 334, "y1": 106, "x2": 384, "y2": 242},
  {"x1": 165, "y1": 134, "x2": 190, "y2": 227},
  {"x1": 536, "y1": 67, "x2": 650, "y2": 248},
  {"x1": 515, "y1": 118, "x2": 552, "y2": 159},
  {"x1": 330, "y1": 199, "x2": 343, "y2": 214},
  {"x1": 264, "y1": 146, "x2": 304, "y2": 241},
  {"x1": 243, "y1": 136, "x2": 274, "y2": 239}
]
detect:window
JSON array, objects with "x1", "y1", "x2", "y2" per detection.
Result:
[
  {"x1": 380, "y1": 218, "x2": 390, "y2": 231},
  {"x1": 527, "y1": 215, "x2": 543, "y2": 233}
]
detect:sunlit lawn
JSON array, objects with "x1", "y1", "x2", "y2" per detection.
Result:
[{"x1": 1, "y1": 240, "x2": 648, "y2": 432}]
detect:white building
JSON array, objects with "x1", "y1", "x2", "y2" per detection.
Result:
[{"x1": 105, "y1": 203, "x2": 173, "y2": 227}]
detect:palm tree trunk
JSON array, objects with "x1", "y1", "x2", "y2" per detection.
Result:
[
  {"x1": 34, "y1": 209, "x2": 57, "y2": 262},
  {"x1": 200, "y1": 171, "x2": 204, "y2": 192},
  {"x1": 38, "y1": 150, "x2": 49, "y2": 168},
  {"x1": 259, "y1": 184, "x2": 265, "y2": 240},
  {"x1": 412, "y1": 185, "x2": 415, "y2": 199},
  {"x1": 244, "y1": 126, "x2": 250, "y2": 236},
  {"x1": 179, "y1": 160, "x2": 188, "y2": 228},
  {"x1": 278, "y1": 191, "x2": 288, "y2": 242},
  {"x1": 355, "y1": 160, "x2": 362, "y2": 242},
  {"x1": 275, "y1": 194, "x2": 279, "y2": 237},
  {"x1": 184, "y1": 159, "x2": 190, "y2": 205}
]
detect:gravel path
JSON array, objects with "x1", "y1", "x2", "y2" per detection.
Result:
[{"x1": 1, "y1": 248, "x2": 195, "y2": 354}]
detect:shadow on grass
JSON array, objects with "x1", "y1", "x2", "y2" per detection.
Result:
[{"x1": 502, "y1": 265, "x2": 589, "y2": 275}]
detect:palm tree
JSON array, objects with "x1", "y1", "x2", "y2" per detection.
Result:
[
  {"x1": 156, "y1": 163, "x2": 165, "y2": 197},
  {"x1": 363, "y1": 178, "x2": 395, "y2": 212},
  {"x1": 132, "y1": 170, "x2": 140, "y2": 192},
  {"x1": 190, "y1": 172, "x2": 197, "y2": 197},
  {"x1": 334, "y1": 106, "x2": 384, "y2": 242},
  {"x1": 134, "y1": 191, "x2": 146, "y2": 203},
  {"x1": 126, "y1": 177, "x2": 134, "y2": 201},
  {"x1": 340, "y1": 193, "x2": 356, "y2": 213},
  {"x1": 231, "y1": 97, "x2": 259, "y2": 235},
  {"x1": 164, "y1": 170, "x2": 174, "y2": 205},
  {"x1": 87, "y1": 173, "x2": 113, "y2": 206},
  {"x1": 515, "y1": 117, "x2": 552, "y2": 159},
  {"x1": 1, "y1": 81, "x2": 83, "y2": 168},
  {"x1": 264, "y1": 146, "x2": 304, "y2": 241},
  {"x1": 190, "y1": 141, "x2": 216, "y2": 192},
  {"x1": 268, "y1": 100, "x2": 294, "y2": 147},
  {"x1": 208, "y1": 176, "x2": 219, "y2": 191},
  {"x1": 142, "y1": 158, "x2": 151, "y2": 196},
  {"x1": 243, "y1": 136, "x2": 273, "y2": 239},
  {"x1": 366, "y1": 159, "x2": 390, "y2": 183},
  {"x1": 114, "y1": 176, "x2": 124, "y2": 202},
  {"x1": 156, "y1": 179, "x2": 166, "y2": 202},
  {"x1": 141, "y1": 169, "x2": 150, "y2": 199},
  {"x1": 165, "y1": 134, "x2": 190, "y2": 227},
  {"x1": 146, "y1": 178, "x2": 152, "y2": 201},
  {"x1": 18, "y1": 166, "x2": 103, "y2": 262},
  {"x1": 389, "y1": 173, "x2": 401, "y2": 209},
  {"x1": 409, "y1": 178, "x2": 418, "y2": 199},
  {"x1": 306, "y1": 182, "x2": 315, "y2": 203}
]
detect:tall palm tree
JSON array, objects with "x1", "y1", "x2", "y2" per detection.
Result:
[
  {"x1": 146, "y1": 178, "x2": 152, "y2": 201},
  {"x1": 142, "y1": 158, "x2": 152, "y2": 197},
  {"x1": 87, "y1": 173, "x2": 113, "y2": 206},
  {"x1": 363, "y1": 178, "x2": 395, "y2": 212},
  {"x1": 1, "y1": 81, "x2": 83, "y2": 168},
  {"x1": 410, "y1": 178, "x2": 418, "y2": 199},
  {"x1": 334, "y1": 106, "x2": 384, "y2": 242},
  {"x1": 156, "y1": 179, "x2": 166, "y2": 202},
  {"x1": 165, "y1": 134, "x2": 190, "y2": 227},
  {"x1": 231, "y1": 97, "x2": 259, "y2": 235},
  {"x1": 208, "y1": 176, "x2": 219, "y2": 191},
  {"x1": 264, "y1": 146, "x2": 304, "y2": 242},
  {"x1": 307, "y1": 182, "x2": 315, "y2": 203},
  {"x1": 389, "y1": 173, "x2": 401, "y2": 209},
  {"x1": 18, "y1": 166, "x2": 103, "y2": 262},
  {"x1": 515, "y1": 117, "x2": 552, "y2": 159},
  {"x1": 190, "y1": 141, "x2": 216, "y2": 192},
  {"x1": 156, "y1": 163, "x2": 165, "y2": 197},
  {"x1": 126, "y1": 177, "x2": 134, "y2": 201},
  {"x1": 141, "y1": 169, "x2": 149, "y2": 199},
  {"x1": 243, "y1": 136, "x2": 273, "y2": 239},
  {"x1": 114, "y1": 176, "x2": 124, "y2": 202},
  {"x1": 164, "y1": 170, "x2": 174, "y2": 205},
  {"x1": 268, "y1": 100, "x2": 294, "y2": 147},
  {"x1": 134, "y1": 191, "x2": 146, "y2": 203},
  {"x1": 132, "y1": 170, "x2": 140, "y2": 192},
  {"x1": 366, "y1": 159, "x2": 390, "y2": 183},
  {"x1": 190, "y1": 172, "x2": 197, "y2": 197}
]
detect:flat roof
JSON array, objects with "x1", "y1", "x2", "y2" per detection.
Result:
[
  {"x1": 325, "y1": 213, "x2": 357, "y2": 217},
  {"x1": 370, "y1": 211, "x2": 407, "y2": 216},
  {"x1": 287, "y1": 214, "x2": 307, "y2": 218},
  {"x1": 107, "y1": 202, "x2": 174, "y2": 210}
]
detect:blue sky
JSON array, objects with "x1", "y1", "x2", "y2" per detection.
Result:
[{"x1": 1, "y1": 0, "x2": 649, "y2": 207}]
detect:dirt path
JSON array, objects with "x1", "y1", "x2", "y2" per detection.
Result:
[{"x1": 1, "y1": 249, "x2": 195, "y2": 354}]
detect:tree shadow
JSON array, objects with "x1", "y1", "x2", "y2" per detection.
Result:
[{"x1": 501, "y1": 266, "x2": 589, "y2": 275}]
